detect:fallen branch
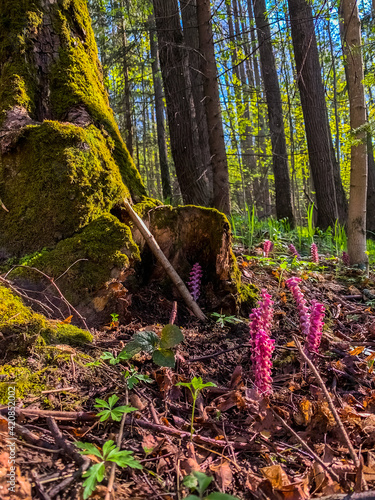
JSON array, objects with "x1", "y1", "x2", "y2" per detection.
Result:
[
  {"x1": 0, "y1": 415, "x2": 59, "y2": 451},
  {"x1": 30, "y1": 470, "x2": 52, "y2": 500},
  {"x1": 269, "y1": 406, "x2": 340, "y2": 483},
  {"x1": 0, "y1": 406, "x2": 97, "y2": 421},
  {"x1": 293, "y1": 336, "x2": 361, "y2": 471},
  {"x1": 47, "y1": 417, "x2": 90, "y2": 498},
  {"x1": 123, "y1": 199, "x2": 206, "y2": 321}
]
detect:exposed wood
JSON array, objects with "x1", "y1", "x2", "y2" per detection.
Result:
[{"x1": 124, "y1": 200, "x2": 207, "y2": 321}]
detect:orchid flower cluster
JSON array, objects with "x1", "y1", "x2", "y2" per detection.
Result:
[
  {"x1": 263, "y1": 240, "x2": 273, "y2": 257},
  {"x1": 288, "y1": 243, "x2": 300, "y2": 260},
  {"x1": 188, "y1": 263, "x2": 203, "y2": 301},
  {"x1": 286, "y1": 277, "x2": 325, "y2": 354},
  {"x1": 342, "y1": 251, "x2": 350, "y2": 266},
  {"x1": 311, "y1": 242, "x2": 319, "y2": 263},
  {"x1": 249, "y1": 289, "x2": 275, "y2": 396}
]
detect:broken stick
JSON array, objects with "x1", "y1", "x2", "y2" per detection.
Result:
[{"x1": 123, "y1": 200, "x2": 206, "y2": 321}]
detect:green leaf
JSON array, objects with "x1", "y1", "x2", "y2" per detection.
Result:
[
  {"x1": 100, "y1": 352, "x2": 119, "y2": 365},
  {"x1": 124, "y1": 331, "x2": 160, "y2": 356},
  {"x1": 183, "y1": 474, "x2": 198, "y2": 489},
  {"x1": 184, "y1": 496, "x2": 200, "y2": 500},
  {"x1": 117, "y1": 349, "x2": 133, "y2": 361},
  {"x1": 107, "y1": 394, "x2": 119, "y2": 408},
  {"x1": 94, "y1": 398, "x2": 110, "y2": 409},
  {"x1": 96, "y1": 409, "x2": 111, "y2": 422},
  {"x1": 82, "y1": 462, "x2": 105, "y2": 499},
  {"x1": 102, "y1": 440, "x2": 116, "y2": 458},
  {"x1": 152, "y1": 348, "x2": 175, "y2": 368},
  {"x1": 206, "y1": 493, "x2": 240, "y2": 500},
  {"x1": 194, "y1": 472, "x2": 213, "y2": 495},
  {"x1": 75, "y1": 442, "x2": 103, "y2": 460},
  {"x1": 160, "y1": 324, "x2": 184, "y2": 349},
  {"x1": 106, "y1": 449, "x2": 143, "y2": 469}
]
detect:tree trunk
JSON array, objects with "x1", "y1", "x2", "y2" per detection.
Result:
[
  {"x1": 149, "y1": 17, "x2": 172, "y2": 201},
  {"x1": 288, "y1": 0, "x2": 348, "y2": 230},
  {"x1": 180, "y1": 0, "x2": 213, "y2": 200},
  {"x1": 152, "y1": 0, "x2": 211, "y2": 207},
  {"x1": 119, "y1": 0, "x2": 133, "y2": 158},
  {"x1": 252, "y1": 0, "x2": 295, "y2": 227},
  {"x1": 341, "y1": 0, "x2": 368, "y2": 268},
  {"x1": 196, "y1": 0, "x2": 231, "y2": 215}
]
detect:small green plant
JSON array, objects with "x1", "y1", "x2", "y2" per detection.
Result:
[
  {"x1": 307, "y1": 203, "x2": 315, "y2": 243},
  {"x1": 211, "y1": 312, "x2": 242, "y2": 328},
  {"x1": 93, "y1": 395, "x2": 137, "y2": 422},
  {"x1": 76, "y1": 440, "x2": 142, "y2": 499},
  {"x1": 119, "y1": 324, "x2": 184, "y2": 368},
  {"x1": 124, "y1": 366, "x2": 154, "y2": 389},
  {"x1": 183, "y1": 471, "x2": 239, "y2": 500},
  {"x1": 176, "y1": 377, "x2": 216, "y2": 437}
]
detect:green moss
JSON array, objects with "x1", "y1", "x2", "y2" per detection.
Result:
[
  {"x1": 12, "y1": 214, "x2": 140, "y2": 304},
  {"x1": 0, "y1": 364, "x2": 49, "y2": 404},
  {"x1": 239, "y1": 283, "x2": 259, "y2": 312},
  {"x1": 0, "y1": 285, "x2": 47, "y2": 344},
  {"x1": 0, "y1": 121, "x2": 128, "y2": 254},
  {"x1": 43, "y1": 324, "x2": 93, "y2": 346},
  {"x1": 132, "y1": 198, "x2": 161, "y2": 219}
]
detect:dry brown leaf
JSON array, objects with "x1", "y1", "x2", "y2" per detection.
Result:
[
  {"x1": 260, "y1": 464, "x2": 290, "y2": 489},
  {"x1": 294, "y1": 398, "x2": 313, "y2": 426},
  {"x1": 210, "y1": 460, "x2": 233, "y2": 491},
  {"x1": 349, "y1": 346, "x2": 366, "y2": 356},
  {"x1": 142, "y1": 434, "x2": 163, "y2": 456},
  {"x1": 216, "y1": 391, "x2": 246, "y2": 412}
]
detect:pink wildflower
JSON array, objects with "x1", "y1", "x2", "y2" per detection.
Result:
[
  {"x1": 263, "y1": 240, "x2": 273, "y2": 257},
  {"x1": 342, "y1": 251, "x2": 350, "y2": 266},
  {"x1": 311, "y1": 243, "x2": 319, "y2": 263},
  {"x1": 307, "y1": 301, "x2": 325, "y2": 353},
  {"x1": 249, "y1": 289, "x2": 275, "y2": 395},
  {"x1": 188, "y1": 263, "x2": 203, "y2": 301},
  {"x1": 288, "y1": 244, "x2": 300, "y2": 260},
  {"x1": 286, "y1": 277, "x2": 310, "y2": 337}
]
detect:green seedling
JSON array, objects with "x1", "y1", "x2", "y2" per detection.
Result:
[
  {"x1": 124, "y1": 366, "x2": 153, "y2": 390},
  {"x1": 118, "y1": 324, "x2": 184, "y2": 368},
  {"x1": 93, "y1": 394, "x2": 137, "y2": 422},
  {"x1": 183, "y1": 471, "x2": 239, "y2": 500},
  {"x1": 76, "y1": 440, "x2": 142, "y2": 499},
  {"x1": 211, "y1": 312, "x2": 242, "y2": 328},
  {"x1": 307, "y1": 203, "x2": 315, "y2": 243},
  {"x1": 176, "y1": 377, "x2": 216, "y2": 437}
]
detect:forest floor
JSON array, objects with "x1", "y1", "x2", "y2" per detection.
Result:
[{"x1": 1, "y1": 250, "x2": 375, "y2": 500}]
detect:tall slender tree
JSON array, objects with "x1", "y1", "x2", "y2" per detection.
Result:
[
  {"x1": 149, "y1": 16, "x2": 172, "y2": 201},
  {"x1": 252, "y1": 0, "x2": 295, "y2": 226},
  {"x1": 341, "y1": 0, "x2": 368, "y2": 268},
  {"x1": 152, "y1": 0, "x2": 211, "y2": 206},
  {"x1": 288, "y1": 0, "x2": 348, "y2": 229},
  {"x1": 197, "y1": 0, "x2": 231, "y2": 214}
]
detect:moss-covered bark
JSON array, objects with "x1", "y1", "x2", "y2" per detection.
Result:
[{"x1": 0, "y1": 0, "x2": 146, "y2": 257}]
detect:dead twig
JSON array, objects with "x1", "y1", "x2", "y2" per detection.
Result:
[
  {"x1": 0, "y1": 275, "x2": 54, "y2": 316},
  {"x1": 31, "y1": 470, "x2": 52, "y2": 500},
  {"x1": 46, "y1": 417, "x2": 90, "y2": 498},
  {"x1": 0, "y1": 415, "x2": 59, "y2": 451},
  {"x1": 105, "y1": 386, "x2": 129, "y2": 500},
  {"x1": 5, "y1": 265, "x2": 88, "y2": 329},
  {"x1": 293, "y1": 336, "x2": 362, "y2": 473},
  {"x1": 123, "y1": 199, "x2": 206, "y2": 321},
  {"x1": 268, "y1": 406, "x2": 340, "y2": 483},
  {"x1": 0, "y1": 407, "x2": 97, "y2": 421}
]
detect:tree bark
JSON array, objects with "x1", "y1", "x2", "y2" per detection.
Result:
[
  {"x1": 152, "y1": 0, "x2": 211, "y2": 206},
  {"x1": 149, "y1": 16, "x2": 172, "y2": 201},
  {"x1": 196, "y1": 0, "x2": 231, "y2": 215},
  {"x1": 341, "y1": 0, "x2": 368, "y2": 268},
  {"x1": 180, "y1": 0, "x2": 213, "y2": 200},
  {"x1": 252, "y1": 0, "x2": 295, "y2": 227},
  {"x1": 288, "y1": 0, "x2": 348, "y2": 230}
]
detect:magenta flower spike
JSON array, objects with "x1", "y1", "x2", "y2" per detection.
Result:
[
  {"x1": 288, "y1": 243, "x2": 300, "y2": 260},
  {"x1": 263, "y1": 240, "x2": 273, "y2": 257},
  {"x1": 342, "y1": 251, "x2": 350, "y2": 266},
  {"x1": 249, "y1": 289, "x2": 275, "y2": 396},
  {"x1": 307, "y1": 301, "x2": 325, "y2": 353},
  {"x1": 188, "y1": 263, "x2": 203, "y2": 301},
  {"x1": 311, "y1": 243, "x2": 319, "y2": 263},
  {"x1": 286, "y1": 277, "x2": 310, "y2": 337}
]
